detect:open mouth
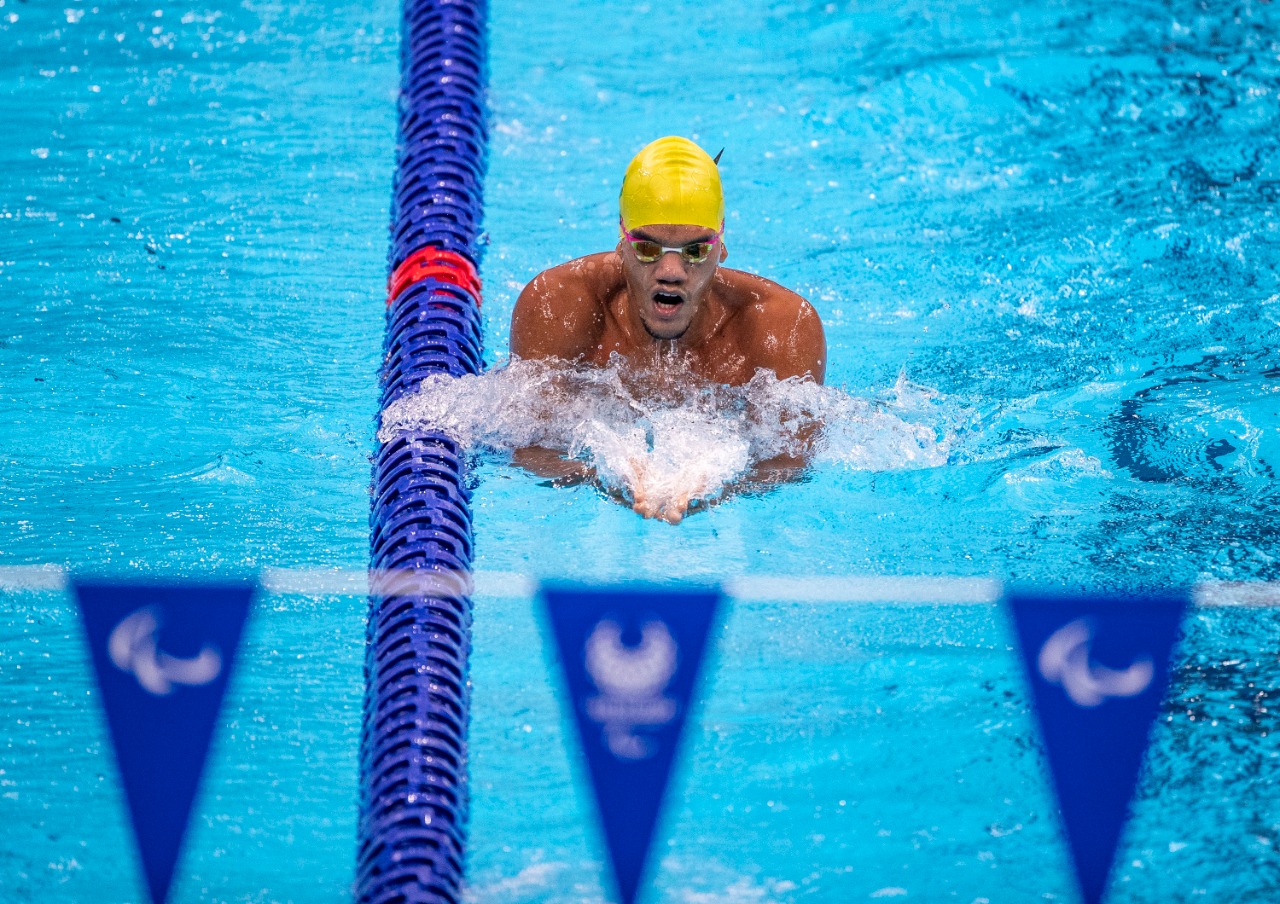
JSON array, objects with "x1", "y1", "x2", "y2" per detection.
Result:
[{"x1": 652, "y1": 292, "x2": 684, "y2": 315}]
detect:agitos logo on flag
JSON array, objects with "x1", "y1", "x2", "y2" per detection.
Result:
[
  {"x1": 542, "y1": 583, "x2": 721, "y2": 904},
  {"x1": 1006, "y1": 589, "x2": 1188, "y2": 904},
  {"x1": 74, "y1": 580, "x2": 255, "y2": 904}
]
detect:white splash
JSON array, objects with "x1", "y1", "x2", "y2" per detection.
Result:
[
  {"x1": 1003, "y1": 447, "x2": 1113, "y2": 484},
  {"x1": 378, "y1": 358, "x2": 949, "y2": 513}
]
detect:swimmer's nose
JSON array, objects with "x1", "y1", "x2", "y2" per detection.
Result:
[{"x1": 653, "y1": 250, "x2": 687, "y2": 283}]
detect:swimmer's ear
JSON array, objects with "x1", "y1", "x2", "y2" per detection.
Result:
[{"x1": 719, "y1": 241, "x2": 728, "y2": 263}]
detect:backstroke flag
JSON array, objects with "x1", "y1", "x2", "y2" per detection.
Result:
[
  {"x1": 74, "y1": 580, "x2": 255, "y2": 904},
  {"x1": 542, "y1": 583, "x2": 721, "y2": 904},
  {"x1": 1006, "y1": 589, "x2": 1187, "y2": 904}
]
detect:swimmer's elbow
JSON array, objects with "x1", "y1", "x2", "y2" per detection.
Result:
[{"x1": 795, "y1": 299, "x2": 827, "y2": 384}]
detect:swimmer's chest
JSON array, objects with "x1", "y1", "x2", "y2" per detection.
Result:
[{"x1": 588, "y1": 296, "x2": 757, "y2": 385}]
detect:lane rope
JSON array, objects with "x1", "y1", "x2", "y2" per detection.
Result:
[{"x1": 360, "y1": 0, "x2": 489, "y2": 900}]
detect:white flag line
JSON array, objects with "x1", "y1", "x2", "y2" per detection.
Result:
[
  {"x1": 1192, "y1": 581, "x2": 1280, "y2": 609},
  {"x1": 259, "y1": 568, "x2": 536, "y2": 598},
  {"x1": 259, "y1": 567, "x2": 373, "y2": 597},
  {"x1": 0, "y1": 565, "x2": 69, "y2": 592},
  {"x1": 473, "y1": 570, "x2": 538, "y2": 598},
  {"x1": 725, "y1": 574, "x2": 1003, "y2": 605},
  {"x1": 2, "y1": 565, "x2": 1278, "y2": 607}
]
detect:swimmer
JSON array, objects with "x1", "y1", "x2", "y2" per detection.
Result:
[{"x1": 510, "y1": 136, "x2": 827, "y2": 521}]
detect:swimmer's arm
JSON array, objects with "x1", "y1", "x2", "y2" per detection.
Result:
[
  {"x1": 742, "y1": 416, "x2": 820, "y2": 488},
  {"x1": 510, "y1": 258, "x2": 608, "y2": 362},
  {"x1": 720, "y1": 289, "x2": 825, "y2": 495},
  {"x1": 739, "y1": 290, "x2": 826, "y2": 485},
  {"x1": 758, "y1": 292, "x2": 827, "y2": 384},
  {"x1": 509, "y1": 260, "x2": 611, "y2": 482},
  {"x1": 512, "y1": 446, "x2": 594, "y2": 486}
]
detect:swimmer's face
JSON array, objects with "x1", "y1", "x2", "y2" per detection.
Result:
[{"x1": 618, "y1": 223, "x2": 728, "y2": 341}]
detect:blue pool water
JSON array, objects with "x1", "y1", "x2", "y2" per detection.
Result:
[{"x1": 3, "y1": 0, "x2": 1280, "y2": 901}]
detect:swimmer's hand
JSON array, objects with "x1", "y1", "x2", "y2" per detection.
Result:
[
  {"x1": 631, "y1": 485, "x2": 696, "y2": 524},
  {"x1": 512, "y1": 446, "x2": 703, "y2": 519},
  {"x1": 627, "y1": 462, "x2": 712, "y2": 524}
]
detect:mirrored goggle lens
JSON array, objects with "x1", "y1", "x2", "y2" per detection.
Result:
[
  {"x1": 682, "y1": 242, "x2": 712, "y2": 263},
  {"x1": 630, "y1": 240, "x2": 663, "y2": 262}
]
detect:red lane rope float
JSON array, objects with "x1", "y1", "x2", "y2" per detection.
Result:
[{"x1": 388, "y1": 246, "x2": 482, "y2": 306}]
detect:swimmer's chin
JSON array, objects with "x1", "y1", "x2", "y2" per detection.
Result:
[{"x1": 641, "y1": 321, "x2": 691, "y2": 341}]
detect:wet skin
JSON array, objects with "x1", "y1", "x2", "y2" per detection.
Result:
[
  {"x1": 511, "y1": 224, "x2": 826, "y2": 385},
  {"x1": 510, "y1": 223, "x2": 827, "y2": 521}
]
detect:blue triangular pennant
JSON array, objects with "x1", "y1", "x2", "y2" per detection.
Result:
[
  {"x1": 542, "y1": 583, "x2": 721, "y2": 904},
  {"x1": 74, "y1": 580, "x2": 255, "y2": 904},
  {"x1": 1006, "y1": 589, "x2": 1187, "y2": 904}
]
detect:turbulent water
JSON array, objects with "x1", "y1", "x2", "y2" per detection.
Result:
[{"x1": 379, "y1": 358, "x2": 950, "y2": 510}]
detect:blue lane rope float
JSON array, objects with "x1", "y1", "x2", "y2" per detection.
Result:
[{"x1": 359, "y1": 0, "x2": 487, "y2": 901}]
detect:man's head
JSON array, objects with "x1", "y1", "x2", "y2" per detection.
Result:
[{"x1": 617, "y1": 137, "x2": 727, "y2": 341}]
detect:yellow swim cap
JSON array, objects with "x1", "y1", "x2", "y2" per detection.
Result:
[{"x1": 619, "y1": 136, "x2": 724, "y2": 233}]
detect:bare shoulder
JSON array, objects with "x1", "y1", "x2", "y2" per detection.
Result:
[
  {"x1": 719, "y1": 268, "x2": 827, "y2": 383},
  {"x1": 511, "y1": 252, "x2": 620, "y2": 361}
]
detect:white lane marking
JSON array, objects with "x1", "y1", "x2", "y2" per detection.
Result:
[
  {"x1": 726, "y1": 574, "x2": 1002, "y2": 604},
  {"x1": 0, "y1": 566, "x2": 69, "y2": 592},
  {"x1": 0, "y1": 566, "x2": 1275, "y2": 607}
]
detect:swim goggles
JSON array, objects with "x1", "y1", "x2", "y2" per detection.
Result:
[{"x1": 621, "y1": 223, "x2": 723, "y2": 264}]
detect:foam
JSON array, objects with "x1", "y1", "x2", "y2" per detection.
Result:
[{"x1": 378, "y1": 358, "x2": 950, "y2": 511}]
